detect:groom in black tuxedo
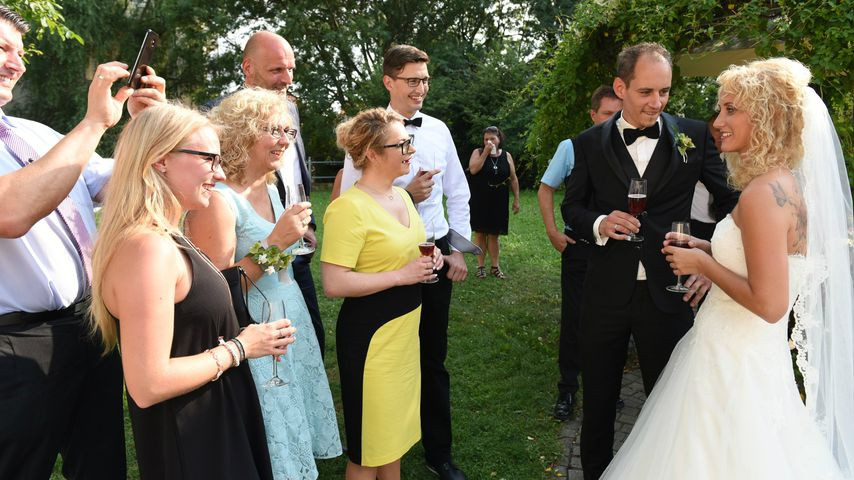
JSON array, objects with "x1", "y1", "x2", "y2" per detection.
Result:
[{"x1": 561, "y1": 43, "x2": 738, "y2": 479}]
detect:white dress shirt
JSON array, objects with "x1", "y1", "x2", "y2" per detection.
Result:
[
  {"x1": 0, "y1": 113, "x2": 110, "y2": 313},
  {"x1": 278, "y1": 142, "x2": 303, "y2": 201},
  {"x1": 591, "y1": 114, "x2": 662, "y2": 281},
  {"x1": 340, "y1": 108, "x2": 471, "y2": 244}
]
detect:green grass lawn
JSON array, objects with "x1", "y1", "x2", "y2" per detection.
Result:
[{"x1": 53, "y1": 188, "x2": 566, "y2": 479}]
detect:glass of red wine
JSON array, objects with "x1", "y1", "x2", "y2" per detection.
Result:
[
  {"x1": 626, "y1": 178, "x2": 647, "y2": 242},
  {"x1": 666, "y1": 221, "x2": 692, "y2": 293},
  {"x1": 419, "y1": 238, "x2": 439, "y2": 284}
]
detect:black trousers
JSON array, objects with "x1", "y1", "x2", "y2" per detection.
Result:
[
  {"x1": 419, "y1": 235, "x2": 455, "y2": 465},
  {"x1": 579, "y1": 281, "x2": 692, "y2": 480},
  {"x1": 557, "y1": 240, "x2": 590, "y2": 398},
  {"x1": 293, "y1": 254, "x2": 325, "y2": 358},
  {"x1": 0, "y1": 313, "x2": 125, "y2": 479}
]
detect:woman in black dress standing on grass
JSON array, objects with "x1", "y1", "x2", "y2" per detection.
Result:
[
  {"x1": 89, "y1": 103, "x2": 295, "y2": 480},
  {"x1": 468, "y1": 125, "x2": 520, "y2": 279}
]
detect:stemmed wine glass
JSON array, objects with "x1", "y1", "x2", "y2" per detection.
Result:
[
  {"x1": 419, "y1": 230, "x2": 439, "y2": 284},
  {"x1": 291, "y1": 184, "x2": 315, "y2": 255},
  {"x1": 626, "y1": 178, "x2": 647, "y2": 242},
  {"x1": 263, "y1": 299, "x2": 288, "y2": 388},
  {"x1": 665, "y1": 221, "x2": 692, "y2": 293}
]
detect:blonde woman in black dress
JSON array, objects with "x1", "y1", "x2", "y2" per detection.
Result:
[
  {"x1": 90, "y1": 103, "x2": 295, "y2": 480},
  {"x1": 468, "y1": 125, "x2": 520, "y2": 279}
]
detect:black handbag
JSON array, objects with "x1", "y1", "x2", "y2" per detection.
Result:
[{"x1": 221, "y1": 265, "x2": 261, "y2": 328}]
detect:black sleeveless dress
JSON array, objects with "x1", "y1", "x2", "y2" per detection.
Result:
[
  {"x1": 126, "y1": 236, "x2": 273, "y2": 480},
  {"x1": 469, "y1": 150, "x2": 511, "y2": 234}
]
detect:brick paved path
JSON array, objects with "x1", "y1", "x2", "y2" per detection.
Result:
[{"x1": 549, "y1": 368, "x2": 646, "y2": 479}]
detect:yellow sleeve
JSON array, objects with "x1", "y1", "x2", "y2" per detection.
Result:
[{"x1": 320, "y1": 194, "x2": 366, "y2": 269}]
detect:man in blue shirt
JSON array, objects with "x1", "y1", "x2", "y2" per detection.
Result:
[
  {"x1": 537, "y1": 85, "x2": 621, "y2": 421},
  {"x1": 0, "y1": 7, "x2": 164, "y2": 478}
]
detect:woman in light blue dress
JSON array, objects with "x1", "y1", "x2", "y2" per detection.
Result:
[{"x1": 186, "y1": 87, "x2": 341, "y2": 479}]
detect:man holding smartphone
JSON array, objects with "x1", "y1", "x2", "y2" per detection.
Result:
[
  {"x1": 0, "y1": 7, "x2": 165, "y2": 478},
  {"x1": 340, "y1": 44, "x2": 471, "y2": 480}
]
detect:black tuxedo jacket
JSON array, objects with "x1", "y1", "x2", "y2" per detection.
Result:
[{"x1": 561, "y1": 112, "x2": 738, "y2": 313}]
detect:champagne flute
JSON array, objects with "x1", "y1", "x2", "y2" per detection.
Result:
[
  {"x1": 626, "y1": 178, "x2": 647, "y2": 242},
  {"x1": 665, "y1": 221, "x2": 692, "y2": 293},
  {"x1": 263, "y1": 299, "x2": 288, "y2": 388},
  {"x1": 291, "y1": 184, "x2": 315, "y2": 255}
]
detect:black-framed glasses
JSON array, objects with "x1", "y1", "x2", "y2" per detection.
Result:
[
  {"x1": 382, "y1": 135, "x2": 415, "y2": 155},
  {"x1": 264, "y1": 126, "x2": 299, "y2": 140},
  {"x1": 393, "y1": 76, "x2": 430, "y2": 88},
  {"x1": 174, "y1": 148, "x2": 222, "y2": 171}
]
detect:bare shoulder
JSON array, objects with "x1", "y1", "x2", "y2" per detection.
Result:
[
  {"x1": 108, "y1": 230, "x2": 181, "y2": 273},
  {"x1": 738, "y1": 169, "x2": 806, "y2": 252}
]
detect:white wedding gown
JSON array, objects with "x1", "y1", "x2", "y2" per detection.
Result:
[{"x1": 602, "y1": 215, "x2": 844, "y2": 479}]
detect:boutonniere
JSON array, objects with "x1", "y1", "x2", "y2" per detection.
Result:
[{"x1": 670, "y1": 125, "x2": 696, "y2": 163}]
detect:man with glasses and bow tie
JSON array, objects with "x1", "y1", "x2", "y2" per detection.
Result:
[
  {"x1": 0, "y1": 7, "x2": 165, "y2": 479},
  {"x1": 560, "y1": 43, "x2": 737, "y2": 480},
  {"x1": 340, "y1": 44, "x2": 471, "y2": 480}
]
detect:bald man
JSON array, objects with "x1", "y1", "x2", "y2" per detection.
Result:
[{"x1": 208, "y1": 31, "x2": 325, "y2": 357}]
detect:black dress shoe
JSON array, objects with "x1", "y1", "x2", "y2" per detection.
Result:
[
  {"x1": 426, "y1": 461, "x2": 468, "y2": 480},
  {"x1": 553, "y1": 393, "x2": 575, "y2": 421},
  {"x1": 616, "y1": 398, "x2": 625, "y2": 410}
]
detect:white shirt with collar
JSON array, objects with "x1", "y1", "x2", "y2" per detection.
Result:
[
  {"x1": 0, "y1": 113, "x2": 111, "y2": 314},
  {"x1": 591, "y1": 113, "x2": 662, "y2": 281},
  {"x1": 340, "y1": 108, "x2": 471, "y2": 244}
]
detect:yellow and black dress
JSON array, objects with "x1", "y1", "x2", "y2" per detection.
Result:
[{"x1": 321, "y1": 186, "x2": 425, "y2": 467}]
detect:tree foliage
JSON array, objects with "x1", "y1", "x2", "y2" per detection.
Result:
[{"x1": 527, "y1": 0, "x2": 854, "y2": 182}]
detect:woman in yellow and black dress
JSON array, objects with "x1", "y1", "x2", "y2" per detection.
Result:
[{"x1": 321, "y1": 108, "x2": 443, "y2": 480}]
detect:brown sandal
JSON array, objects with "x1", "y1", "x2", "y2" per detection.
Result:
[
  {"x1": 476, "y1": 266, "x2": 487, "y2": 278},
  {"x1": 490, "y1": 266, "x2": 506, "y2": 279}
]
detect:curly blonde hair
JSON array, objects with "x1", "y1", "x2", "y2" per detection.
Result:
[
  {"x1": 716, "y1": 57, "x2": 811, "y2": 190},
  {"x1": 335, "y1": 108, "x2": 403, "y2": 170},
  {"x1": 207, "y1": 87, "x2": 292, "y2": 184}
]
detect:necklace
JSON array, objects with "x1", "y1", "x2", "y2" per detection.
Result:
[
  {"x1": 490, "y1": 156, "x2": 499, "y2": 174},
  {"x1": 357, "y1": 182, "x2": 395, "y2": 200},
  {"x1": 179, "y1": 235, "x2": 229, "y2": 288}
]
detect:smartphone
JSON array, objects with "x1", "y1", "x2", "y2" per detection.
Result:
[{"x1": 128, "y1": 30, "x2": 160, "y2": 89}]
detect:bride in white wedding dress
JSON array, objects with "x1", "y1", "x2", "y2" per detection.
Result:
[{"x1": 601, "y1": 58, "x2": 854, "y2": 480}]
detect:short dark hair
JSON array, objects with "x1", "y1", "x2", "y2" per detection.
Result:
[
  {"x1": 483, "y1": 125, "x2": 505, "y2": 147},
  {"x1": 0, "y1": 6, "x2": 29, "y2": 34},
  {"x1": 590, "y1": 85, "x2": 619, "y2": 111},
  {"x1": 383, "y1": 44, "x2": 429, "y2": 77},
  {"x1": 616, "y1": 42, "x2": 671, "y2": 86}
]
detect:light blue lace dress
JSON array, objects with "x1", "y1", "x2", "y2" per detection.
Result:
[{"x1": 216, "y1": 184, "x2": 341, "y2": 480}]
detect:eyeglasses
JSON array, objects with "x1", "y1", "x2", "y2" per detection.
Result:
[
  {"x1": 264, "y1": 126, "x2": 299, "y2": 140},
  {"x1": 393, "y1": 76, "x2": 430, "y2": 88},
  {"x1": 174, "y1": 148, "x2": 222, "y2": 171},
  {"x1": 382, "y1": 135, "x2": 415, "y2": 155}
]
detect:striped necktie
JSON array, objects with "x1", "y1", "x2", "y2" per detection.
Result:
[{"x1": 0, "y1": 121, "x2": 94, "y2": 286}]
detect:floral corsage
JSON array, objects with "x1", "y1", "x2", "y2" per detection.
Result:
[
  {"x1": 671, "y1": 125, "x2": 696, "y2": 163},
  {"x1": 248, "y1": 241, "x2": 293, "y2": 275}
]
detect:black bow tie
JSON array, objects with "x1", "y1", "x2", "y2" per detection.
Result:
[
  {"x1": 403, "y1": 117, "x2": 423, "y2": 128},
  {"x1": 623, "y1": 124, "x2": 660, "y2": 145}
]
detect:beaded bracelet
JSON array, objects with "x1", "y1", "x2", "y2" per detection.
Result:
[
  {"x1": 219, "y1": 337, "x2": 240, "y2": 367},
  {"x1": 205, "y1": 348, "x2": 224, "y2": 382},
  {"x1": 248, "y1": 240, "x2": 294, "y2": 275}
]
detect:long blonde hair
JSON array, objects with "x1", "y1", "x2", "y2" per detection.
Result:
[
  {"x1": 717, "y1": 58, "x2": 809, "y2": 189},
  {"x1": 89, "y1": 103, "x2": 212, "y2": 353},
  {"x1": 207, "y1": 87, "x2": 292, "y2": 185}
]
